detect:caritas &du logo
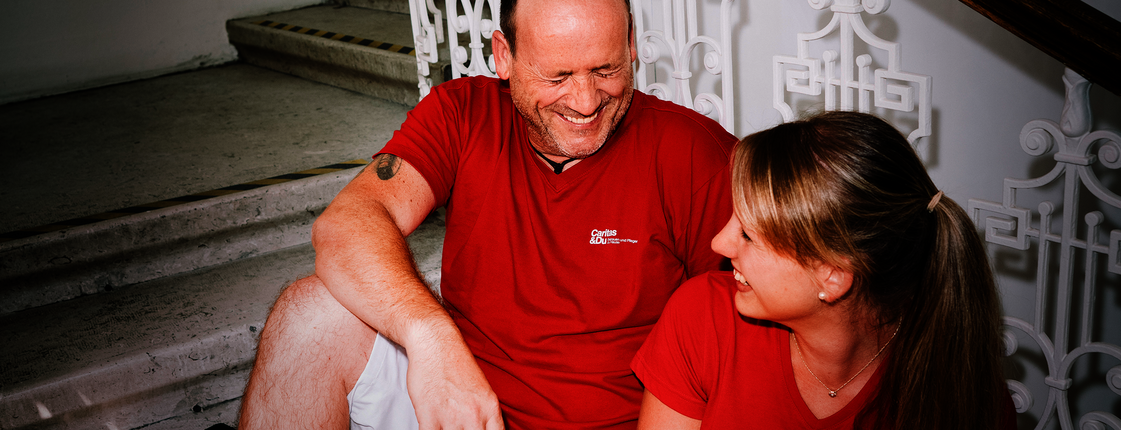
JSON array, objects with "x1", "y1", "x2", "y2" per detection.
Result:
[
  {"x1": 589, "y1": 229, "x2": 637, "y2": 245},
  {"x1": 589, "y1": 229, "x2": 617, "y2": 244}
]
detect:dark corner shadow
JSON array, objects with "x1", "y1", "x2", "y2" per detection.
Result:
[
  {"x1": 1091, "y1": 84, "x2": 1121, "y2": 132},
  {"x1": 908, "y1": 0, "x2": 1065, "y2": 98}
]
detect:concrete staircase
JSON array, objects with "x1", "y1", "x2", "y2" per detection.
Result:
[
  {"x1": 227, "y1": 1, "x2": 452, "y2": 107},
  {"x1": 0, "y1": 1, "x2": 449, "y2": 428},
  {"x1": 0, "y1": 164, "x2": 446, "y2": 430}
]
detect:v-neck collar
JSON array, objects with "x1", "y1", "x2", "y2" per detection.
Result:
[
  {"x1": 514, "y1": 99, "x2": 637, "y2": 191},
  {"x1": 779, "y1": 328, "x2": 887, "y2": 428}
]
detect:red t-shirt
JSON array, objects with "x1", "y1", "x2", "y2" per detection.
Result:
[
  {"x1": 380, "y1": 76, "x2": 737, "y2": 429},
  {"x1": 633, "y1": 272, "x2": 1019, "y2": 429},
  {"x1": 633, "y1": 272, "x2": 884, "y2": 429}
]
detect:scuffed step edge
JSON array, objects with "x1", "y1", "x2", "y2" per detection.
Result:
[{"x1": 0, "y1": 166, "x2": 362, "y2": 315}]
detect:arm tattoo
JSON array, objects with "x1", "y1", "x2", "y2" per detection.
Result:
[{"x1": 373, "y1": 154, "x2": 402, "y2": 180}]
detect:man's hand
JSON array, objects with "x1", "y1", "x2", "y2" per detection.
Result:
[{"x1": 406, "y1": 323, "x2": 505, "y2": 430}]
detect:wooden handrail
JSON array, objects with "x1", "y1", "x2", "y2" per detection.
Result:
[{"x1": 959, "y1": 0, "x2": 1120, "y2": 96}]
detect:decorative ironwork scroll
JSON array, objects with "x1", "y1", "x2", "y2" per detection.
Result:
[
  {"x1": 773, "y1": 0, "x2": 931, "y2": 145},
  {"x1": 969, "y1": 69, "x2": 1121, "y2": 430},
  {"x1": 409, "y1": 0, "x2": 496, "y2": 99},
  {"x1": 633, "y1": 0, "x2": 736, "y2": 134},
  {"x1": 409, "y1": 0, "x2": 446, "y2": 98},
  {"x1": 445, "y1": 0, "x2": 499, "y2": 79}
]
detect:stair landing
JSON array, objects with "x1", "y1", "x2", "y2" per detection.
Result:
[{"x1": 227, "y1": 5, "x2": 452, "y2": 107}]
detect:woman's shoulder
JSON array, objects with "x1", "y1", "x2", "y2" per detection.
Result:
[
  {"x1": 665, "y1": 271, "x2": 738, "y2": 314},
  {"x1": 665, "y1": 272, "x2": 787, "y2": 339}
]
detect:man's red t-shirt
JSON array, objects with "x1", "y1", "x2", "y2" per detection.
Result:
[{"x1": 380, "y1": 76, "x2": 737, "y2": 428}]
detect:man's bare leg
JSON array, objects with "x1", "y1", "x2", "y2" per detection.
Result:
[{"x1": 240, "y1": 275, "x2": 378, "y2": 429}]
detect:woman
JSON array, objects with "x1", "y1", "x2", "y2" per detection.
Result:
[{"x1": 631, "y1": 111, "x2": 1013, "y2": 429}]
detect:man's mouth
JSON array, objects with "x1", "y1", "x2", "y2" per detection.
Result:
[{"x1": 563, "y1": 111, "x2": 598, "y2": 124}]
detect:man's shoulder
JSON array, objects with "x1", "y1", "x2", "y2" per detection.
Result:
[
  {"x1": 620, "y1": 92, "x2": 737, "y2": 170},
  {"x1": 429, "y1": 76, "x2": 508, "y2": 99},
  {"x1": 628, "y1": 91, "x2": 732, "y2": 139}
]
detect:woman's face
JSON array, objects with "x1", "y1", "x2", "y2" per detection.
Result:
[{"x1": 710, "y1": 214, "x2": 823, "y2": 323}]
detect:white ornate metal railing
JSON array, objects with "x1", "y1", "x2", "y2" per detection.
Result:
[
  {"x1": 443, "y1": 0, "x2": 499, "y2": 80},
  {"x1": 407, "y1": 0, "x2": 736, "y2": 134},
  {"x1": 408, "y1": 0, "x2": 447, "y2": 98},
  {"x1": 969, "y1": 69, "x2": 1121, "y2": 430},
  {"x1": 633, "y1": 0, "x2": 736, "y2": 134},
  {"x1": 409, "y1": 0, "x2": 499, "y2": 99},
  {"x1": 772, "y1": 0, "x2": 931, "y2": 145}
]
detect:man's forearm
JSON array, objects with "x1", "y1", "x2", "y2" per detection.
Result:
[
  {"x1": 310, "y1": 156, "x2": 457, "y2": 350},
  {"x1": 312, "y1": 201, "x2": 454, "y2": 348}
]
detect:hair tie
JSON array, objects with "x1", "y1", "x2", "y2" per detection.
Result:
[{"x1": 926, "y1": 190, "x2": 944, "y2": 213}]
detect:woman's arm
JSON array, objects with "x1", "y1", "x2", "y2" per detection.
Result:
[{"x1": 637, "y1": 390, "x2": 702, "y2": 430}]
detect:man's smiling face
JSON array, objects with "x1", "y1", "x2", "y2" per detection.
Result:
[{"x1": 497, "y1": 0, "x2": 637, "y2": 159}]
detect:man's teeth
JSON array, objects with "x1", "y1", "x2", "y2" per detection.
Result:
[
  {"x1": 734, "y1": 270, "x2": 748, "y2": 286},
  {"x1": 564, "y1": 112, "x2": 597, "y2": 124}
]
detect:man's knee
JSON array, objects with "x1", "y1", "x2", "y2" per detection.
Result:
[
  {"x1": 246, "y1": 275, "x2": 377, "y2": 408},
  {"x1": 262, "y1": 274, "x2": 374, "y2": 345},
  {"x1": 273, "y1": 275, "x2": 337, "y2": 318}
]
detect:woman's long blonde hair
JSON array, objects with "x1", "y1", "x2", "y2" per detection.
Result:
[{"x1": 731, "y1": 111, "x2": 1008, "y2": 429}]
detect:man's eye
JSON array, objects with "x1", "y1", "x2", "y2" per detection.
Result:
[{"x1": 741, "y1": 231, "x2": 751, "y2": 242}]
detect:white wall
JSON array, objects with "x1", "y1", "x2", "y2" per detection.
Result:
[{"x1": 0, "y1": 0, "x2": 323, "y2": 104}]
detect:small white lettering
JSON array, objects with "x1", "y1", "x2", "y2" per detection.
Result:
[
  {"x1": 590, "y1": 229, "x2": 617, "y2": 238},
  {"x1": 589, "y1": 229, "x2": 634, "y2": 245}
]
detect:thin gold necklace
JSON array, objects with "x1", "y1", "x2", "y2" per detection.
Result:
[{"x1": 790, "y1": 321, "x2": 901, "y2": 398}]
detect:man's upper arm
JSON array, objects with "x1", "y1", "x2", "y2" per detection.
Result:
[{"x1": 319, "y1": 153, "x2": 436, "y2": 239}]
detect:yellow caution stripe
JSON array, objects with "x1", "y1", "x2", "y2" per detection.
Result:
[{"x1": 252, "y1": 20, "x2": 417, "y2": 56}]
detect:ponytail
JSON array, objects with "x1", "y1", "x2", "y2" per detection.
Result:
[{"x1": 861, "y1": 196, "x2": 1007, "y2": 429}]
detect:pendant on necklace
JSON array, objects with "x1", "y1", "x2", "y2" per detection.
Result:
[{"x1": 828, "y1": 391, "x2": 837, "y2": 398}]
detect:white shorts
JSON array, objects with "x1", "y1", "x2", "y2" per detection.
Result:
[{"x1": 346, "y1": 333, "x2": 419, "y2": 430}]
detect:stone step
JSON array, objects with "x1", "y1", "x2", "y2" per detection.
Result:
[
  {"x1": 333, "y1": 0, "x2": 411, "y2": 15},
  {"x1": 228, "y1": 4, "x2": 451, "y2": 107},
  {"x1": 0, "y1": 63, "x2": 410, "y2": 239},
  {"x1": 0, "y1": 162, "x2": 363, "y2": 316},
  {"x1": 0, "y1": 171, "x2": 446, "y2": 429},
  {"x1": 0, "y1": 243, "x2": 311, "y2": 430}
]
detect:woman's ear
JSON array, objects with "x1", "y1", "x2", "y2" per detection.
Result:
[
  {"x1": 815, "y1": 260, "x2": 853, "y2": 304},
  {"x1": 492, "y1": 30, "x2": 513, "y2": 80}
]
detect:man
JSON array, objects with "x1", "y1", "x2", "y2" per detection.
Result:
[{"x1": 239, "y1": 0, "x2": 736, "y2": 428}]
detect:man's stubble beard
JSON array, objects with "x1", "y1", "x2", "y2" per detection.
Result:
[{"x1": 511, "y1": 76, "x2": 635, "y2": 160}]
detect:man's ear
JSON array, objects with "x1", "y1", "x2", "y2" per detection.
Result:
[
  {"x1": 815, "y1": 260, "x2": 854, "y2": 304},
  {"x1": 493, "y1": 30, "x2": 513, "y2": 80},
  {"x1": 628, "y1": 15, "x2": 637, "y2": 63}
]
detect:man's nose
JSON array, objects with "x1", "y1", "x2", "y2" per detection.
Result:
[{"x1": 568, "y1": 76, "x2": 600, "y2": 116}]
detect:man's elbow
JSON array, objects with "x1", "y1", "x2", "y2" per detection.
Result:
[
  {"x1": 311, "y1": 198, "x2": 394, "y2": 251},
  {"x1": 311, "y1": 206, "x2": 347, "y2": 251}
]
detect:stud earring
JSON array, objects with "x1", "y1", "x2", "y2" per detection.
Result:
[{"x1": 818, "y1": 292, "x2": 827, "y2": 301}]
